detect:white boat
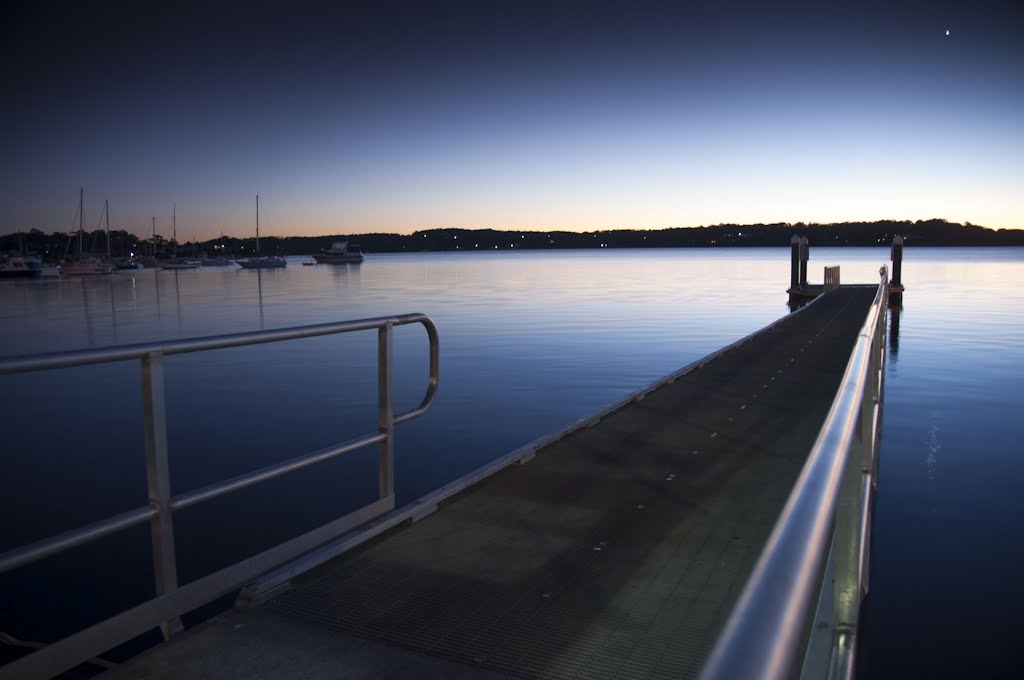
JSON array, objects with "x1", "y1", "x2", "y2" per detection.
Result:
[
  {"x1": 200, "y1": 256, "x2": 235, "y2": 267},
  {"x1": 0, "y1": 256, "x2": 43, "y2": 278},
  {"x1": 237, "y1": 256, "x2": 286, "y2": 269},
  {"x1": 312, "y1": 241, "x2": 364, "y2": 264},
  {"x1": 236, "y1": 195, "x2": 286, "y2": 269},
  {"x1": 59, "y1": 257, "x2": 114, "y2": 276},
  {"x1": 59, "y1": 189, "x2": 113, "y2": 276},
  {"x1": 160, "y1": 261, "x2": 201, "y2": 270}
]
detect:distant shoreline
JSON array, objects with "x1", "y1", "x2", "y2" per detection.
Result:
[{"x1": 3, "y1": 219, "x2": 1022, "y2": 260}]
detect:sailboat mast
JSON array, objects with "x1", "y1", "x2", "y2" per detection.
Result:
[
  {"x1": 152, "y1": 216, "x2": 156, "y2": 258},
  {"x1": 105, "y1": 200, "x2": 111, "y2": 259},
  {"x1": 173, "y1": 203, "x2": 177, "y2": 259},
  {"x1": 256, "y1": 194, "x2": 260, "y2": 256},
  {"x1": 79, "y1": 187, "x2": 84, "y2": 260}
]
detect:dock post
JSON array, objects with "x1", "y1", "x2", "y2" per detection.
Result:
[
  {"x1": 799, "y1": 237, "x2": 809, "y2": 288},
  {"x1": 889, "y1": 235, "x2": 905, "y2": 305},
  {"x1": 790, "y1": 235, "x2": 800, "y2": 291},
  {"x1": 378, "y1": 322, "x2": 395, "y2": 500}
]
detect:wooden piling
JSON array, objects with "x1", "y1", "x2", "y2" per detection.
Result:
[
  {"x1": 790, "y1": 235, "x2": 800, "y2": 291},
  {"x1": 889, "y1": 235, "x2": 904, "y2": 305},
  {"x1": 799, "y1": 236, "x2": 809, "y2": 288}
]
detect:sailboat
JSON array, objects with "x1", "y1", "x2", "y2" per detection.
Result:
[
  {"x1": 99, "y1": 200, "x2": 141, "y2": 270},
  {"x1": 236, "y1": 195, "x2": 286, "y2": 269},
  {"x1": 59, "y1": 188, "x2": 114, "y2": 276},
  {"x1": 159, "y1": 204, "x2": 201, "y2": 269},
  {"x1": 132, "y1": 217, "x2": 161, "y2": 269}
]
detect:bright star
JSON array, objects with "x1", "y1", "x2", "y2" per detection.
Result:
[{"x1": 945, "y1": 29, "x2": 950, "y2": 36}]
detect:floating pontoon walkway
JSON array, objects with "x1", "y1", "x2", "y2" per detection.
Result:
[{"x1": 102, "y1": 286, "x2": 877, "y2": 680}]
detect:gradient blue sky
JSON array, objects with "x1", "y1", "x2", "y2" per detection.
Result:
[{"x1": 2, "y1": 0, "x2": 1022, "y2": 240}]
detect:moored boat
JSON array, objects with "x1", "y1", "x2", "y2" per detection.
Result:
[
  {"x1": 237, "y1": 257, "x2": 286, "y2": 269},
  {"x1": 200, "y1": 256, "x2": 235, "y2": 267},
  {"x1": 235, "y1": 195, "x2": 286, "y2": 269},
  {"x1": 312, "y1": 241, "x2": 364, "y2": 264},
  {"x1": 59, "y1": 189, "x2": 113, "y2": 276},
  {"x1": 114, "y1": 258, "x2": 143, "y2": 270},
  {"x1": 0, "y1": 256, "x2": 43, "y2": 278},
  {"x1": 59, "y1": 257, "x2": 114, "y2": 276},
  {"x1": 158, "y1": 204, "x2": 203, "y2": 269}
]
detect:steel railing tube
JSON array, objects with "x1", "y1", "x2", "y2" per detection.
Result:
[
  {"x1": 0, "y1": 505, "x2": 156, "y2": 575},
  {"x1": 395, "y1": 317, "x2": 440, "y2": 424},
  {"x1": 699, "y1": 342, "x2": 870, "y2": 680},
  {"x1": 0, "y1": 314, "x2": 436, "y2": 376},
  {"x1": 700, "y1": 270, "x2": 888, "y2": 680},
  {"x1": 171, "y1": 433, "x2": 387, "y2": 511}
]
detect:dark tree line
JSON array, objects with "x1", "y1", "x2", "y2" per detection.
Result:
[{"x1": 3, "y1": 219, "x2": 1022, "y2": 260}]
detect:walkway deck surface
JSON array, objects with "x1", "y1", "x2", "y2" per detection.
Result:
[{"x1": 105, "y1": 287, "x2": 876, "y2": 680}]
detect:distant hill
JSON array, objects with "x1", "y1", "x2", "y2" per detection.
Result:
[
  {"x1": 3, "y1": 219, "x2": 1022, "y2": 260},
  {"x1": 229, "y1": 219, "x2": 1024, "y2": 254}
]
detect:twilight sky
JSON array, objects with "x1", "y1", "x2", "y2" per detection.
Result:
[{"x1": 2, "y1": 0, "x2": 1022, "y2": 241}]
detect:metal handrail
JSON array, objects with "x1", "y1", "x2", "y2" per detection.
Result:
[
  {"x1": 0, "y1": 313, "x2": 438, "y2": 374},
  {"x1": 0, "y1": 313, "x2": 439, "y2": 680},
  {"x1": 700, "y1": 268, "x2": 888, "y2": 680}
]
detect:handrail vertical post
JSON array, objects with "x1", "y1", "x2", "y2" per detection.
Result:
[
  {"x1": 864, "y1": 330, "x2": 879, "y2": 469},
  {"x1": 140, "y1": 351, "x2": 183, "y2": 638},
  {"x1": 377, "y1": 322, "x2": 395, "y2": 500},
  {"x1": 831, "y1": 411, "x2": 863, "y2": 664}
]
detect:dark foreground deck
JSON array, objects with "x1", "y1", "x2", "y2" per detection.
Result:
[{"x1": 104, "y1": 287, "x2": 876, "y2": 680}]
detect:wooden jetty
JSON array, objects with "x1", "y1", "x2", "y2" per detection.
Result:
[{"x1": 0, "y1": 249, "x2": 895, "y2": 680}]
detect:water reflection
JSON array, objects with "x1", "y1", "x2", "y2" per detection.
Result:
[
  {"x1": 173, "y1": 270, "x2": 183, "y2": 335},
  {"x1": 153, "y1": 266, "x2": 161, "y2": 318},
  {"x1": 330, "y1": 262, "x2": 361, "y2": 287},
  {"x1": 925, "y1": 417, "x2": 941, "y2": 484},
  {"x1": 888, "y1": 305, "x2": 901, "y2": 361},
  {"x1": 80, "y1": 278, "x2": 95, "y2": 346},
  {"x1": 18, "y1": 281, "x2": 29, "y2": 314},
  {"x1": 256, "y1": 268, "x2": 265, "y2": 329},
  {"x1": 108, "y1": 278, "x2": 119, "y2": 344}
]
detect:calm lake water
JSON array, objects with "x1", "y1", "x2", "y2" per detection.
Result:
[{"x1": 1, "y1": 247, "x2": 1022, "y2": 677}]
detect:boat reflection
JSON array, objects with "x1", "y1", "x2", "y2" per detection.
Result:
[
  {"x1": 173, "y1": 270, "x2": 184, "y2": 335},
  {"x1": 257, "y1": 267, "x2": 265, "y2": 330}
]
